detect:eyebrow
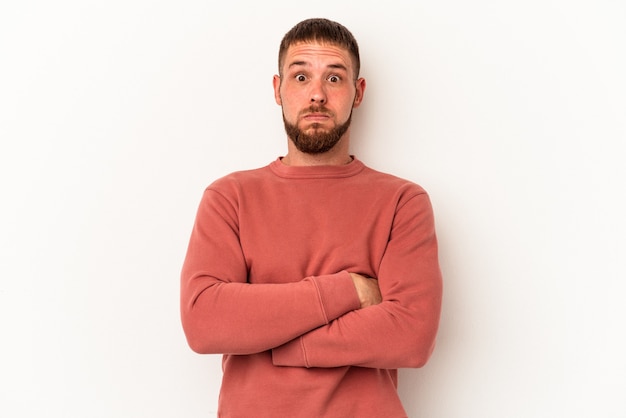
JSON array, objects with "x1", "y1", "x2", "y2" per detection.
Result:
[{"x1": 287, "y1": 61, "x2": 348, "y2": 72}]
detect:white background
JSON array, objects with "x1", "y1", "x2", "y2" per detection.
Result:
[{"x1": 1, "y1": 1, "x2": 625, "y2": 417}]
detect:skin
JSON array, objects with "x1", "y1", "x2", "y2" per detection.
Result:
[
  {"x1": 273, "y1": 42, "x2": 366, "y2": 167},
  {"x1": 272, "y1": 41, "x2": 381, "y2": 308}
]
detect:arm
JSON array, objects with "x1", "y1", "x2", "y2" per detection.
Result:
[
  {"x1": 350, "y1": 273, "x2": 382, "y2": 308},
  {"x1": 272, "y1": 191, "x2": 443, "y2": 369},
  {"x1": 180, "y1": 188, "x2": 361, "y2": 355}
]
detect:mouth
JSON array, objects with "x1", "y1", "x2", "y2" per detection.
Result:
[
  {"x1": 301, "y1": 106, "x2": 333, "y2": 122},
  {"x1": 303, "y1": 113, "x2": 330, "y2": 122}
]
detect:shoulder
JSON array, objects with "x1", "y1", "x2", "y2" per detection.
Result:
[
  {"x1": 192, "y1": 165, "x2": 272, "y2": 212},
  {"x1": 206, "y1": 165, "x2": 272, "y2": 193},
  {"x1": 357, "y1": 166, "x2": 438, "y2": 227},
  {"x1": 360, "y1": 164, "x2": 428, "y2": 197}
]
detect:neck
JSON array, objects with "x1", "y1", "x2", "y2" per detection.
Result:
[
  {"x1": 282, "y1": 142, "x2": 352, "y2": 167},
  {"x1": 282, "y1": 134, "x2": 352, "y2": 167}
]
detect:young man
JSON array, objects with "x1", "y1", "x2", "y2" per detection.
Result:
[{"x1": 181, "y1": 18, "x2": 443, "y2": 418}]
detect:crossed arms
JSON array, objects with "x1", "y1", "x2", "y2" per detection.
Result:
[{"x1": 180, "y1": 186, "x2": 442, "y2": 369}]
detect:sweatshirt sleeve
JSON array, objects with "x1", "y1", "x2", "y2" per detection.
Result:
[
  {"x1": 272, "y1": 191, "x2": 443, "y2": 369},
  {"x1": 180, "y1": 186, "x2": 361, "y2": 355}
]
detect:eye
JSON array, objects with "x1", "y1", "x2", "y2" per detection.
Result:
[
  {"x1": 295, "y1": 74, "x2": 307, "y2": 82},
  {"x1": 327, "y1": 75, "x2": 340, "y2": 83}
]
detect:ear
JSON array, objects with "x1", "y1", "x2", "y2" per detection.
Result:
[
  {"x1": 352, "y1": 77, "x2": 366, "y2": 108},
  {"x1": 272, "y1": 75, "x2": 282, "y2": 105}
]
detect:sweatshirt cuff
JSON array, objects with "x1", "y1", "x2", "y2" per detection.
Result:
[
  {"x1": 311, "y1": 270, "x2": 361, "y2": 323},
  {"x1": 272, "y1": 271, "x2": 360, "y2": 368}
]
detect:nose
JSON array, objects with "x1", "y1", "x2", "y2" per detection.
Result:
[{"x1": 309, "y1": 80, "x2": 327, "y2": 104}]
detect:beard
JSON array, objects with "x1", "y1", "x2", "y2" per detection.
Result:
[{"x1": 282, "y1": 106, "x2": 352, "y2": 154}]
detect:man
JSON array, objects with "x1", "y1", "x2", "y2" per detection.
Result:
[{"x1": 181, "y1": 18, "x2": 442, "y2": 418}]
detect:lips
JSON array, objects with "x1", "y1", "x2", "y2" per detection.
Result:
[
  {"x1": 303, "y1": 113, "x2": 330, "y2": 121},
  {"x1": 301, "y1": 106, "x2": 332, "y2": 121}
]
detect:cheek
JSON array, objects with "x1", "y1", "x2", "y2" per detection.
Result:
[
  {"x1": 280, "y1": 89, "x2": 302, "y2": 113},
  {"x1": 338, "y1": 95, "x2": 357, "y2": 117},
  {"x1": 282, "y1": 86, "x2": 303, "y2": 103},
  {"x1": 279, "y1": 97, "x2": 300, "y2": 122}
]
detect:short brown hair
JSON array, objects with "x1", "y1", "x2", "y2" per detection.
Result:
[{"x1": 278, "y1": 18, "x2": 361, "y2": 79}]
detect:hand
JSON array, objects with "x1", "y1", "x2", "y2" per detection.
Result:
[{"x1": 349, "y1": 273, "x2": 382, "y2": 309}]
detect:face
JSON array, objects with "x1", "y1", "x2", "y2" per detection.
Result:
[{"x1": 273, "y1": 42, "x2": 365, "y2": 154}]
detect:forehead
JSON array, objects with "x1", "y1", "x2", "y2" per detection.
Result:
[{"x1": 282, "y1": 42, "x2": 354, "y2": 72}]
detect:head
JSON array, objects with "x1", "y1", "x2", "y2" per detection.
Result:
[
  {"x1": 278, "y1": 18, "x2": 361, "y2": 81},
  {"x1": 273, "y1": 18, "x2": 366, "y2": 155}
]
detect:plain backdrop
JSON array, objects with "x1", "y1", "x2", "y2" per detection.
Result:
[{"x1": 1, "y1": 1, "x2": 625, "y2": 417}]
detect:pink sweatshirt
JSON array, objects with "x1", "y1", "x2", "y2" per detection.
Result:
[{"x1": 181, "y1": 157, "x2": 442, "y2": 418}]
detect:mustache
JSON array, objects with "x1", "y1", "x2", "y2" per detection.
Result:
[{"x1": 300, "y1": 106, "x2": 333, "y2": 117}]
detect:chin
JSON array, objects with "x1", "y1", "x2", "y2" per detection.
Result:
[{"x1": 305, "y1": 125, "x2": 331, "y2": 134}]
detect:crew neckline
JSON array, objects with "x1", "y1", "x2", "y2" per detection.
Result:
[{"x1": 269, "y1": 156, "x2": 365, "y2": 179}]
